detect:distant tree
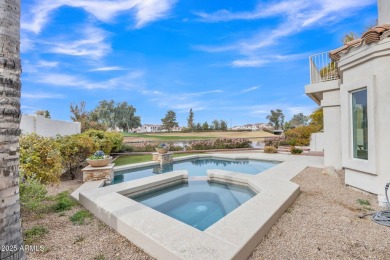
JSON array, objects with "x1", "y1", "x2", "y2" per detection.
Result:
[
  {"x1": 283, "y1": 121, "x2": 291, "y2": 130},
  {"x1": 212, "y1": 119, "x2": 220, "y2": 130},
  {"x1": 309, "y1": 108, "x2": 323, "y2": 130},
  {"x1": 187, "y1": 108, "x2": 195, "y2": 131},
  {"x1": 202, "y1": 121, "x2": 209, "y2": 130},
  {"x1": 36, "y1": 110, "x2": 51, "y2": 118},
  {"x1": 220, "y1": 120, "x2": 228, "y2": 130},
  {"x1": 70, "y1": 101, "x2": 106, "y2": 132},
  {"x1": 289, "y1": 113, "x2": 309, "y2": 127},
  {"x1": 114, "y1": 102, "x2": 141, "y2": 132},
  {"x1": 195, "y1": 123, "x2": 202, "y2": 131},
  {"x1": 266, "y1": 109, "x2": 285, "y2": 130},
  {"x1": 93, "y1": 100, "x2": 116, "y2": 129},
  {"x1": 161, "y1": 110, "x2": 179, "y2": 132}
]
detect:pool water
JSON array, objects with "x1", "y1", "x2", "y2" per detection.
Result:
[
  {"x1": 132, "y1": 181, "x2": 255, "y2": 231},
  {"x1": 114, "y1": 158, "x2": 278, "y2": 184}
]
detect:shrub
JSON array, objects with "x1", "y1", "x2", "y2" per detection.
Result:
[
  {"x1": 284, "y1": 125, "x2": 321, "y2": 146},
  {"x1": 264, "y1": 146, "x2": 278, "y2": 153},
  {"x1": 169, "y1": 145, "x2": 184, "y2": 151},
  {"x1": 19, "y1": 174, "x2": 48, "y2": 212},
  {"x1": 291, "y1": 147, "x2": 303, "y2": 154},
  {"x1": 264, "y1": 136, "x2": 286, "y2": 148},
  {"x1": 188, "y1": 138, "x2": 251, "y2": 150},
  {"x1": 24, "y1": 225, "x2": 48, "y2": 244},
  {"x1": 70, "y1": 210, "x2": 93, "y2": 225},
  {"x1": 57, "y1": 134, "x2": 97, "y2": 179},
  {"x1": 51, "y1": 191, "x2": 77, "y2": 212},
  {"x1": 20, "y1": 133, "x2": 62, "y2": 184},
  {"x1": 82, "y1": 130, "x2": 123, "y2": 154}
]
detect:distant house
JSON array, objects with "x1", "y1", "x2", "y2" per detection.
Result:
[
  {"x1": 305, "y1": 0, "x2": 390, "y2": 206},
  {"x1": 231, "y1": 123, "x2": 269, "y2": 131},
  {"x1": 138, "y1": 124, "x2": 162, "y2": 133}
]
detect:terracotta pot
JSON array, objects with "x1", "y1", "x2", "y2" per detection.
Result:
[
  {"x1": 155, "y1": 147, "x2": 169, "y2": 154},
  {"x1": 86, "y1": 157, "x2": 112, "y2": 167}
]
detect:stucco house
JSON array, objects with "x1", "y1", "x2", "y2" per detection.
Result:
[
  {"x1": 305, "y1": 0, "x2": 390, "y2": 206},
  {"x1": 138, "y1": 124, "x2": 163, "y2": 133}
]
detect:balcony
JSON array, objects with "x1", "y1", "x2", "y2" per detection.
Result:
[
  {"x1": 309, "y1": 52, "x2": 340, "y2": 83},
  {"x1": 306, "y1": 52, "x2": 341, "y2": 105}
]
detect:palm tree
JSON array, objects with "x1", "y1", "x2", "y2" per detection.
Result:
[{"x1": 0, "y1": 0, "x2": 25, "y2": 259}]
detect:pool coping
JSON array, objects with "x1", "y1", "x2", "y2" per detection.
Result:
[{"x1": 76, "y1": 153, "x2": 324, "y2": 259}]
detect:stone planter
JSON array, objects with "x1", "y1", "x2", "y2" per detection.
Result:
[
  {"x1": 155, "y1": 147, "x2": 169, "y2": 154},
  {"x1": 86, "y1": 157, "x2": 112, "y2": 167}
]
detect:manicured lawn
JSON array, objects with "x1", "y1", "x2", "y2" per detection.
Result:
[
  {"x1": 122, "y1": 132, "x2": 213, "y2": 140},
  {"x1": 113, "y1": 153, "x2": 203, "y2": 166}
]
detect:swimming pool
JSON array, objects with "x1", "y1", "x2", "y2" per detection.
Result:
[
  {"x1": 114, "y1": 157, "x2": 279, "y2": 184},
  {"x1": 132, "y1": 180, "x2": 255, "y2": 231}
]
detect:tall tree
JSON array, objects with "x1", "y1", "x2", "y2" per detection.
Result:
[
  {"x1": 266, "y1": 109, "x2": 285, "y2": 130},
  {"x1": 161, "y1": 110, "x2": 178, "y2": 132},
  {"x1": 114, "y1": 102, "x2": 141, "y2": 132},
  {"x1": 187, "y1": 108, "x2": 195, "y2": 131},
  {"x1": 212, "y1": 119, "x2": 220, "y2": 130},
  {"x1": 70, "y1": 101, "x2": 107, "y2": 132},
  {"x1": 202, "y1": 121, "x2": 209, "y2": 130},
  {"x1": 309, "y1": 108, "x2": 323, "y2": 130},
  {"x1": 0, "y1": 0, "x2": 26, "y2": 259},
  {"x1": 220, "y1": 120, "x2": 228, "y2": 130},
  {"x1": 289, "y1": 113, "x2": 309, "y2": 127}
]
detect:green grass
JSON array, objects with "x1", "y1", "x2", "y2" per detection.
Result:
[
  {"x1": 50, "y1": 191, "x2": 77, "y2": 212},
  {"x1": 114, "y1": 153, "x2": 202, "y2": 166},
  {"x1": 357, "y1": 198, "x2": 371, "y2": 206},
  {"x1": 24, "y1": 225, "x2": 48, "y2": 244},
  {"x1": 70, "y1": 210, "x2": 93, "y2": 225},
  {"x1": 122, "y1": 132, "x2": 212, "y2": 140}
]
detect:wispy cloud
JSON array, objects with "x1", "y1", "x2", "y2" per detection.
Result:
[
  {"x1": 45, "y1": 26, "x2": 111, "y2": 59},
  {"x1": 241, "y1": 86, "x2": 260, "y2": 93},
  {"x1": 89, "y1": 66, "x2": 127, "y2": 72},
  {"x1": 22, "y1": 0, "x2": 178, "y2": 34},
  {"x1": 194, "y1": 0, "x2": 375, "y2": 59},
  {"x1": 36, "y1": 60, "x2": 59, "y2": 68},
  {"x1": 22, "y1": 92, "x2": 65, "y2": 99},
  {"x1": 30, "y1": 70, "x2": 144, "y2": 90}
]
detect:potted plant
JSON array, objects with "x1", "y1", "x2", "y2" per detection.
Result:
[
  {"x1": 155, "y1": 143, "x2": 170, "y2": 154},
  {"x1": 86, "y1": 150, "x2": 112, "y2": 167}
]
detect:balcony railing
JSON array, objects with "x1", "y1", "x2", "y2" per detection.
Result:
[{"x1": 309, "y1": 52, "x2": 340, "y2": 84}]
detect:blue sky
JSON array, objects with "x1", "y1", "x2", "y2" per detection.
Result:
[{"x1": 21, "y1": 0, "x2": 378, "y2": 127}]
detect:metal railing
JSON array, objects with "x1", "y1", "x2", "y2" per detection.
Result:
[{"x1": 309, "y1": 52, "x2": 340, "y2": 84}]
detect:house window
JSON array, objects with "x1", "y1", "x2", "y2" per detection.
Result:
[{"x1": 352, "y1": 89, "x2": 368, "y2": 160}]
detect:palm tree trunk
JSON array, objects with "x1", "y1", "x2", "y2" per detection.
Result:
[{"x1": 0, "y1": 0, "x2": 25, "y2": 259}]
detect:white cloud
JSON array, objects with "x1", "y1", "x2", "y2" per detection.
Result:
[
  {"x1": 46, "y1": 26, "x2": 111, "y2": 59},
  {"x1": 232, "y1": 59, "x2": 268, "y2": 68},
  {"x1": 22, "y1": 0, "x2": 178, "y2": 34},
  {"x1": 195, "y1": 0, "x2": 375, "y2": 56},
  {"x1": 30, "y1": 70, "x2": 144, "y2": 90},
  {"x1": 241, "y1": 86, "x2": 260, "y2": 93},
  {"x1": 22, "y1": 92, "x2": 65, "y2": 99},
  {"x1": 36, "y1": 60, "x2": 59, "y2": 68},
  {"x1": 89, "y1": 66, "x2": 127, "y2": 72}
]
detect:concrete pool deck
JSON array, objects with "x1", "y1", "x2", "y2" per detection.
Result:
[{"x1": 74, "y1": 153, "x2": 323, "y2": 259}]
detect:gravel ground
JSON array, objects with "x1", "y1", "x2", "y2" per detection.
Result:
[
  {"x1": 250, "y1": 167, "x2": 390, "y2": 260},
  {"x1": 22, "y1": 168, "x2": 390, "y2": 260},
  {"x1": 22, "y1": 180, "x2": 153, "y2": 260}
]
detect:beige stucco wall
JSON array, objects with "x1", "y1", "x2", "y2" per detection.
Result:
[
  {"x1": 309, "y1": 132, "x2": 324, "y2": 152},
  {"x1": 338, "y1": 38, "x2": 390, "y2": 202},
  {"x1": 21, "y1": 115, "x2": 81, "y2": 137}
]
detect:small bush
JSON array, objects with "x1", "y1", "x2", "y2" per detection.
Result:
[
  {"x1": 57, "y1": 134, "x2": 97, "y2": 179},
  {"x1": 82, "y1": 130, "x2": 123, "y2": 154},
  {"x1": 284, "y1": 125, "x2": 321, "y2": 146},
  {"x1": 264, "y1": 146, "x2": 278, "y2": 153},
  {"x1": 357, "y1": 199, "x2": 371, "y2": 206},
  {"x1": 51, "y1": 191, "x2": 77, "y2": 212},
  {"x1": 19, "y1": 174, "x2": 48, "y2": 212},
  {"x1": 20, "y1": 133, "x2": 63, "y2": 184},
  {"x1": 24, "y1": 225, "x2": 48, "y2": 244},
  {"x1": 291, "y1": 147, "x2": 303, "y2": 154},
  {"x1": 70, "y1": 210, "x2": 93, "y2": 225},
  {"x1": 264, "y1": 136, "x2": 287, "y2": 148},
  {"x1": 188, "y1": 138, "x2": 251, "y2": 150}
]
